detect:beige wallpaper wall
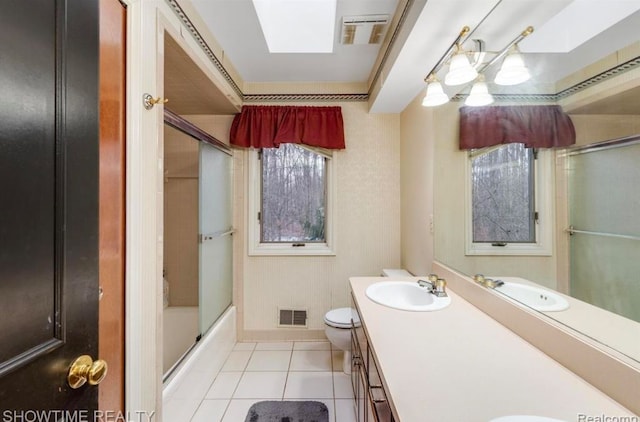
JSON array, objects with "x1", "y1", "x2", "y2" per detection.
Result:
[
  {"x1": 236, "y1": 101, "x2": 402, "y2": 338},
  {"x1": 399, "y1": 94, "x2": 436, "y2": 276}
]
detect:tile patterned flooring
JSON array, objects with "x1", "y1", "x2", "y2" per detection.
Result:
[{"x1": 164, "y1": 341, "x2": 357, "y2": 422}]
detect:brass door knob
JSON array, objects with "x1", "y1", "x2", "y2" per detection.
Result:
[{"x1": 67, "y1": 355, "x2": 108, "y2": 389}]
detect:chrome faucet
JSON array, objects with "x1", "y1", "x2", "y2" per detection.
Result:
[
  {"x1": 417, "y1": 274, "x2": 448, "y2": 297},
  {"x1": 473, "y1": 273, "x2": 504, "y2": 289}
]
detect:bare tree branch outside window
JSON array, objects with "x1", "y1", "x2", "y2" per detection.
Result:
[
  {"x1": 471, "y1": 143, "x2": 535, "y2": 243},
  {"x1": 261, "y1": 144, "x2": 327, "y2": 243}
]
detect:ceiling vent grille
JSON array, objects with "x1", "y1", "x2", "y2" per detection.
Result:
[
  {"x1": 341, "y1": 15, "x2": 389, "y2": 45},
  {"x1": 278, "y1": 308, "x2": 308, "y2": 327}
]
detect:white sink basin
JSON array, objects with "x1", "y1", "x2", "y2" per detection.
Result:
[
  {"x1": 365, "y1": 281, "x2": 451, "y2": 311},
  {"x1": 490, "y1": 416, "x2": 568, "y2": 422},
  {"x1": 495, "y1": 282, "x2": 569, "y2": 312}
]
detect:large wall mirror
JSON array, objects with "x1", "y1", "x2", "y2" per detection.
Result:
[{"x1": 433, "y1": 5, "x2": 640, "y2": 368}]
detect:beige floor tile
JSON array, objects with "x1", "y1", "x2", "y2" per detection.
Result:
[
  {"x1": 293, "y1": 341, "x2": 332, "y2": 351},
  {"x1": 190, "y1": 399, "x2": 229, "y2": 422},
  {"x1": 220, "y1": 350, "x2": 252, "y2": 372},
  {"x1": 333, "y1": 372, "x2": 354, "y2": 399},
  {"x1": 255, "y1": 341, "x2": 294, "y2": 351},
  {"x1": 290, "y1": 350, "x2": 332, "y2": 371},
  {"x1": 245, "y1": 350, "x2": 292, "y2": 371},
  {"x1": 284, "y1": 371, "x2": 334, "y2": 399},
  {"x1": 233, "y1": 371, "x2": 287, "y2": 399},
  {"x1": 233, "y1": 342, "x2": 256, "y2": 351},
  {"x1": 162, "y1": 398, "x2": 200, "y2": 422},
  {"x1": 335, "y1": 399, "x2": 357, "y2": 422},
  {"x1": 220, "y1": 399, "x2": 260, "y2": 422},
  {"x1": 205, "y1": 372, "x2": 242, "y2": 399}
]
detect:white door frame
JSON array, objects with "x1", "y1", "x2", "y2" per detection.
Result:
[
  {"x1": 124, "y1": 0, "x2": 241, "y2": 416},
  {"x1": 124, "y1": 0, "x2": 164, "y2": 416}
]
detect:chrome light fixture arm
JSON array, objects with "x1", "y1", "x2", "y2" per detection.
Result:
[
  {"x1": 477, "y1": 26, "x2": 534, "y2": 74},
  {"x1": 423, "y1": 26, "x2": 471, "y2": 82}
]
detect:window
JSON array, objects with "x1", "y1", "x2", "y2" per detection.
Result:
[
  {"x1": 248, "y1": 144, "x2": 336, "y2": 255},
  {"x1": 466, "y1": 143, "x2": 553, "y2": 255}
]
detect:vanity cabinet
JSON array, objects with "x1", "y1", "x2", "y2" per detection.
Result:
[{"x1": 351, "y1": 295, "x2": 396, "y2": 422}]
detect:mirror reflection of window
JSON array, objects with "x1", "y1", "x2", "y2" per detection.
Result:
[{"x1": 471, "y1": 143, "x2": 536, "y2": 244}]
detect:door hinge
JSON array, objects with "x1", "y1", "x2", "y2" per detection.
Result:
[
  {"x1": 534, "y1": 211, "x2": 539, "y2": 222},
  {"x1": 257, "y1": 211, "x2": 261, "y2": 221}
]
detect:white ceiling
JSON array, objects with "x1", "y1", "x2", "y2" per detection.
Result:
[
  {"x1": 187, "y1": 0, "x2": 640, "y2": 113},
  {"x1": 190, "y1": 0, "x2": 399, "y2": 83}
]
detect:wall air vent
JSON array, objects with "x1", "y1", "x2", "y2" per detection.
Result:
[
  {"x1": 278, "y1": 308, "x2": 308, "y2": 327},
  {"x1": 341, "y1": 15, "x2": 389, "y2": 45}
]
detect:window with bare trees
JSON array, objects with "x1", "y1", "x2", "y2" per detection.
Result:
[
  {"x1": 248, "y1": 144, "x2": 336, "y2": 255},
  {"x1": 466, "y1": 143, "x2": 553, "y2": 256},
  {"x1": 260, "y1": 144, "x2": 327, "y2": 243}
]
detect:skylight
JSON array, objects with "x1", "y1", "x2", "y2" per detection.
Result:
[
  {"x1": 520, "y1": 0, "x2": 640, "y2": 53},
  {"x1": 252, "y1": 0, "x2": 337, "y2": 53}
]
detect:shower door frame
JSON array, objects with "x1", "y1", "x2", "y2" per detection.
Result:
[
  {"x1": 162, "y1": 108, "x2": 234, "y2": 377},
  {"x1": 557, "y1": 134, "x2": 640, "y2": 299}
]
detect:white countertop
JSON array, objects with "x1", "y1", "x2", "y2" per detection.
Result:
[
  {"x1": 491, "y1": 276, "x2": 640, "y2": 364},
  {"x1": 350, "y1": 277, "x2": 635, "y2": 422}
]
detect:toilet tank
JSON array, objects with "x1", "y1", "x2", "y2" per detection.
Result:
[{"x1": 381, "y1": 268, "x2": 412, "y2": 277}]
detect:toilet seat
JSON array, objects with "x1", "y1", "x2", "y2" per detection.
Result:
[{"x1": 324, "y1": 307, "x2": 360, "y2": 329}]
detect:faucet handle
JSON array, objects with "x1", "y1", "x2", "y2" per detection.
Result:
[
  {"x1": 427, "y1": 273, "x2": 439, "y2": 282},
  {"x1": 434, "y1": 278, "x2": 447, "y2": 297},
  {"x1": 473, "y1": 274, "x2": 485, "y2": 283}
]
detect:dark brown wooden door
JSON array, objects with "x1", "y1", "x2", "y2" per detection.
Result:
[{"x1": 0, "y1": 0, "x2": 100, "y2": 412}]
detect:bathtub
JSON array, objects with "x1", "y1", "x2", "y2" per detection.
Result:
[{"x1": 163, "y1": 306, "x2": 199, "y2": 374}]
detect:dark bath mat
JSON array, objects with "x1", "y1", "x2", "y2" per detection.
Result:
[{"x1": 244, "y1": 400, "x2": 329, "y2": 422}]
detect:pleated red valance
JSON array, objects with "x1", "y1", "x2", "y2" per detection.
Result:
[
  {"x1": 230, "y1": 105, "x2": 345, "y2": 149},
  {"x1": 459, "y1": 105, "x2": 576, "y2": 150}
]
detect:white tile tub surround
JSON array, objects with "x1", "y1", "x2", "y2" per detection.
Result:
[
  {"x1": 170, "y1": 340, "x2": 357, "y2": 422},
  {"x1": 163, "y1": 306, "x2": 199, "y2": 374},
  {"x1": 163, "y1": 307, "x2": 236, "y2": 404}
]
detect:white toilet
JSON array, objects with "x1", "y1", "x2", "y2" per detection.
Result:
[
  {"x1": 324, "y1": 307, "x2": 358, "y2": 374},
  {"x1": 324, "y1": 269, "x2": 412, "y2": 374}
]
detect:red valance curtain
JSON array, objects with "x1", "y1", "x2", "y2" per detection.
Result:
[
  {"x1": 459, "y1": 105, "x2": 575, "y2": 150},
  {"x1": 230, "y1": 105, "x2": 346, "y2": 149}
]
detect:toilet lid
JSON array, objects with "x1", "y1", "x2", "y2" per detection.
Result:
[{"x1": 324, "y1": 307, "x2": 360, "y2": 328}]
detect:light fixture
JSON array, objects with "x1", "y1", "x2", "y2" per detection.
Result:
[
  {"x1": 495, "y1": 46, "x2": 531, "y2": 85},
  {"x1": 444, "y1": 46, "x2": 478, "y2": 86},
  {"x1": 422, "y1": 76, "x2": 449, "y2": 107},
  {"x1": 465, "y1": 75, "x2": 494, "y2": 106},
  {"x1": 421, "y1": 26, "x2": 534, "y2": 107}
]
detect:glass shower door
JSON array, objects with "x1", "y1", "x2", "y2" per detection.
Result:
[
  {"x1": 567, "y1": 141, "x2": 640, "y2": 323},
  {"x1": 199, "y1": 142, "x2": 233, "y2": 335}
]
